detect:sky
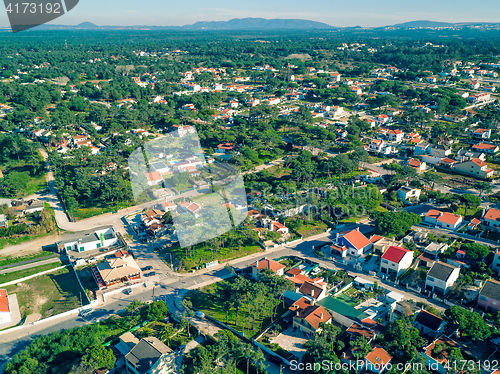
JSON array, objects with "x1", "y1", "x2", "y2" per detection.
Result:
[{"x1": 1, "y1": 0, "x2": 500, "y2": 28}]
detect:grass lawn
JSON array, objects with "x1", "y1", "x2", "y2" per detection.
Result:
[
  {"x1": 4, "y1": 266, "x2": 82, "y2": 319},
  {"x1": 336, "y1": 289, "x2": 359, "y2": 307},
  {"x1": 71, "y1": 203, "x2": 130, "y2": 221},
  {"x1": 0, "y1": 158, "x2": 47, "y2": 199},
  {"x1": 185, "y1": 283, "x2": 287, "y2": 338},
  {"x1": 163, "y1": 244, "x2": 263, "y2": 272},
  {"x1": 0, "y1": 250, "x2": 56, "y2": 268},
  {"x1": 0, "y1": 261, "x2": 62, "y2": 285},
  {"x1": 286, "y1": 218, "x2": 328, "y2": 238},
  {"x1": 339, "y1": 215, "x2": 368, "y2": 224}
]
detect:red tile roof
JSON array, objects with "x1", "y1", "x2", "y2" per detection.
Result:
[
  {"x1": 342, "y1": 229, "x2": 371, "y2": 251},
  {"x1": 251, "y1": 258, "x2": 285, "y2": 272},
  {"x1": 365, "y1": 345, "x2": 392, "y2": 367},
  {"x1": 0, "y1": 289, "x2": 9, "y2": 313},
  {"x1": 381, "y1": 246, "x2": 411, "y2": 264},
  {"x1": 472, "y1": 158, "x2": 488, "y2": 167},
  {"x1": 287, "y1": 274, "x2": 313, "y2": 285},
  {"x1": 484, "y1": 208, "x2": 500, "y2": 222},
  {"x1": 286, "y1": 267, "x2": 304, "y2": 276},
  {"x1": 473, "y1": 143, "x2": 497, "y2": 151},
  {"x1": 426, "y1": 210, "x2": 462, "y2": 225},
  {"x1": 146, "y1": 171, "x2": 162, "y2": 182},
  {"x1": 291, "y1": 297, "x2": 331, "y2": 330},
  {"x1": 369, "y1": 235, "x2": 383, "y2": 243}
]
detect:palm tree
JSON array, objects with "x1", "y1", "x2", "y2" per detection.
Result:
[{"x1": 158, "y1": 323, "x2": 175, "y2": 344}]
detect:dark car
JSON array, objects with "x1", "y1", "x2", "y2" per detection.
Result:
[
  {"x1": 268, "y1": 356, "x2": 282, "y2": 365},
  {"x1": 144, "y1": 271, "x2": 156, "y2": 277},
  {"x1": 141, "y1": 266, "x2": 153, "y2": 271}
]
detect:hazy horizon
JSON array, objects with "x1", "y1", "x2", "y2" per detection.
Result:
[{"x1": 1, "y1": 0, "x2": 499, "y2": 29}]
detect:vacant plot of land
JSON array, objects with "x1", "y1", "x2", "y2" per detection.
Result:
[
  {"x1": 5, "y1": 267, "x2": 81, "y2": 319},
  {"x1": 186, "y1": 283, "x2": 286, "y2": 338},
  {"x1": 0, "y1": 261, "x2": 62, "y2": 285},
  {"x1": 287, "y1": 218, "x2": 328, "y2": 238}
]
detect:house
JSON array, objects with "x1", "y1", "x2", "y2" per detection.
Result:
[
  {"x1": 150, "y1": 162, "x2": 170, "y2": 175},
  {"x1": 482, "y1": 207, "x2": 500, "y2": 230},
  {"x1": 455, "y1": 149, "x2": 486, "y2": 162},
  {"x1": 298, "y1": 280, "x2": 327, "y2": 301},
  {"x1": 407, "y1": 158, "x2": 426, "y2": 172},
  {"x1": 58, "y1": 227, "x2": 118, "y2": 253},
  {"x1": 414, "y1": 143, "x2": 430, "y2": 156},
  {"x1": 380, "y1": 246, "x2": 414, "y2": 277},
  {"x1": 370, "y1": 236, "x2": 401, "y2": 255},
  {"x1": 178, "y1": 202, "x2": 202, "y2": 218},
  {"x1": 468, "y1": 218, "x2": 481, "y2": 231},
  {"x1": 155, "y1": 201, "x2": 177, "y2": 213},
  {"x1": 171, "y1": 125, "x2": 196, "y2": 138},
  {"x1": 473, "y1": 128, "x2": 491, "y2": 139},
  {"x1": 454, "y1": 158, "x2": 494, "y2": 179},
  {"x1": 0, "y1": 214, "x2": 7, "y2": 229},
  {"x1": 386, "y1": 129, "x2": 404, "y2": 143},
  {"x1": 94, "y1": 254, "x2": 141, "y2": 289},
  {"x1": 145, "y1": 171, "x2": 163, "y2": 186},
  {"x1": 424, "y1": 210, "x2": 463, "y2": 230},
  {"x1": 24, "y1": 200, "x2": 44, "y2": 214},
  {"x1": 429, "y1": 144, "x2": 452, "y2": 158},
  {"x1": 117, "y1": 332, "x2": 140, "y2": 355},
  {"x1": 125, "y1": 337, "x2": 175, "y2": 374},
  {"x1": 375, "y1": 114, "x2": 390, "y2": 125},
  {"x1": 333, "y1": 228, "x2": 373, "y2": 257},
  {"x1": 289, "y1": 297, "x2": 332, "y2": 333},
  {"x1": 414, "y1": 310, "x2": 446, "y2": 337},
  {"x1": 397, "y1": 186, "x2": 421, "y2": 204},
  {"x1": 492, "y1": 250, "x2": 500, "y2": 275},
  {"x1": 425, "y1": 262, "x2": 460, "y2": 296},
  {"x1": 316, "y1": 297, "x2": 370, "y2": 327},
  {"x1": 478, "y1": 279, "x2": 500, "y2": 312},
  {"x1": 472, "y1": 142, "x2": 499, "y2": 154},
  {"x1": 0, "y1": 289, "x2": 11, "y2": 325},
  {"x1": 346, "y1": 322, "x2": 379, "y2": 343},
  {"x1": 422, "y1": 335, "x2": 460, "y2": 374},
  {"x1": 363, "y1": 345, "x2": 392, "y2": 374},
  {"x1": 368, "y1": 139, "x2": 390, "y2": 155},
  {"x1": 469, "y1": 81, "x2": 480, "y2": 89},
  {"x1": 250, "y1": 258, "x2": 285, "y2": 280},
  {"x1": 217, "y1": 143, "x2": 239, "y2": 154}
]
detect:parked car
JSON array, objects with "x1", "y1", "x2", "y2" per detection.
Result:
[
  {"x1": 144, "y1": 271, "x2": 156, "y2": 277},
  {"x1": 268, "y1": 355, "x2": 282, "y2": 365},
  {"x1": 79, "y1": 308, "x2": 93, "y2": 317},
  {"x1": 176, "y1": 345, "x2": 186, "y2": 354},
  {"x1": 194, "y1": 311, "x2": 205, "y2": 318},
  {"x1": 141, "y1": 266, "x2": 153, "y2": 271},
  {"x1": 124, "y1": 288, "x2": 133, "y2": 295}
]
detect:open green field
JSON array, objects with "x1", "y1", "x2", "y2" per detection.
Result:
[
  {"x1": 0, "y1": 158, "x2": 47, "y2": 199},
  {"x1": 0, "y1": 251, "x2": 55, "y2": 268},
  {"x1": 0, "y1": 261, "x2": 62, "y2": 285},
  {"x1": 4, "y1": 266, "x2": 82, "y2": 319},
  {"x1": 163, "y1": 244, "x2": 263, "y2": 272},
  {"x1": 286, "y1": 217, "x2": 328, "y2": 238},
  {"x1": 185, "y1": 282, "x2": 287, "y2": 338}
]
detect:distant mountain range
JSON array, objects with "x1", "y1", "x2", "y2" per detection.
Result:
[{"x1": 15, "y1": 18, "x2": 500, "y2": 32}]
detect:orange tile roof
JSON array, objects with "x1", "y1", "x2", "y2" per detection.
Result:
[
  {"x1": 365, "y1": 345, "x2": 392, "y2": 367},
  {"x1": 342, "y1": 229, "x2": 371, "y2": 251},
  {"x1": 471, "y1": 158, "x2": 488, "y2": 167},
  {"x1": 369, "y1": 235, "x2": 383, "y2": 243},
  {"x1": 251, "y1": 258, "x2": 285, "y2": 272},
  {"x1": 146, "y1": 171, "x2": 162, "y2": 181},
  {"x1": 484, "y1": 208, "x2": 500, "y2": 222},
  {"x1": 286, "y1": 267, "x2": 304, "y2": 276},
  {"x1": 0, "y1": 289, "x2": 9, "y2": 313},
  {"x1": 287, "y1": 274, "x2": 313, "y2": 285},
  {"x1": 424, "y1": 336, "x2": 459, "y2": 365},
  {"x1": 347, "y1": 322, "x2": 376, "y2": 340},
  {"x1": 473, "y1": 143, "x2": 497, "y2": 151},
  {"x1": 291, "y1": 298, "x2": 331, "y2": 330},
  {"x1": 426, "y1": 210, "x2": 462, "y2": 225}
]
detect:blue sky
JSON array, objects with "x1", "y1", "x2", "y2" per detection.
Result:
[{"x1": 1, "y1": 0, "x2": 499, "y2": 28}]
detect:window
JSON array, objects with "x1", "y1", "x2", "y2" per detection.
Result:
[{"x1": 428, "y1": 277, "x2": 435, "y2": 282}]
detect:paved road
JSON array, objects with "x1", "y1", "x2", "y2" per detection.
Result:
[{"x1": 0, "y1": 257, "x2": 61, "y2": 275}]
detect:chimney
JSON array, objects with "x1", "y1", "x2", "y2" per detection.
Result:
[
  {"x1": 255, "y1": 260, "x2": 259, "y2": 268},
  {"x1": 321, "y1": 312, "x2": 324, "y2": 319},
  {"x1": 481, "y1": 209, "x2": 486, "y2": 218},
  {"x1": 296, "y1": 310, "x2": 299, "y2": 316},
  {"x1": 311, "y1": 289, "x2": 314, "y2": 297},
  {"x1": 438, "y1": 212, "x2": 443, "y2": 217}
]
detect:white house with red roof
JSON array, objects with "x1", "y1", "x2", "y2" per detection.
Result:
[
  {"x1": 178, "y1": 202, "x2": 202, "y2": 218},
  {"x1": 333, "y1": 228, "x2": 373, "y2": 257},
  {"x1": 385, "y1": 129, "x2": 405, "y2": 143},
  {"x1": 250, "y1": 257, "x2": 285, "y2": 280},
  {"x1": 289, "y1": 297, "x2": 332, "y2": 333},
  {"x1": 145, "y1": 171, "x2": 163, "y2": 186},
  {"x1": 380, "y1": 246, "x2": 414, "y2": 277},
  {"x1": 473, "y1": 128, "x2": 491, "y2": 139},
  {"x1": 473, "y1": 142, "x2": 499, "y2": 154},
  {"x1": 482, "y1": 208, "x2": 500, "y2": 230},
  {"x1": 424, "y1": 210, "x2": 463, "y2": 230},
  {"x1": 375, "y1": 114, "x2": 390, "y2": 125},
  {"x1": 0, "y1": 289, "x2": 11, "y2": 325},
  {"x1": 454, "y1": 158, "x2": 494, "y2": 179}
]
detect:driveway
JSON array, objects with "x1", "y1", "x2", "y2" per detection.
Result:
[{"x1": 271, "y1": 326, "x2": 309, "y2": 360}]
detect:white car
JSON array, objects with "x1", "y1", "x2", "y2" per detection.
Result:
[
  {"x1": 79, "y1": 308, "x2": 93, "y2": 317},
  {"x1": 194, "y1": 311, "x2": 205, "y2": 318}
]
